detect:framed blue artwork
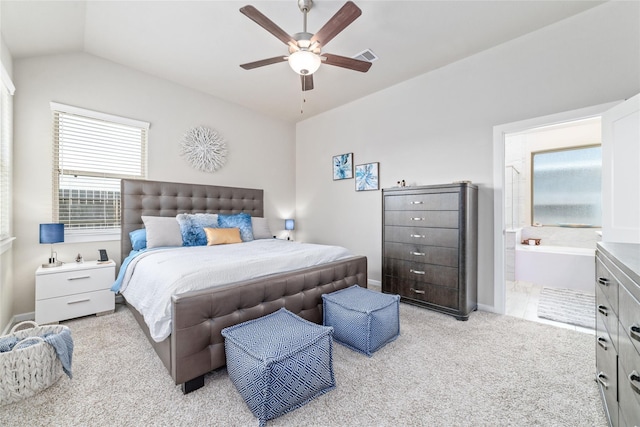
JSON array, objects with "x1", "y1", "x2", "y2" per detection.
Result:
[
  {"x1": 333, "y1": 153, "x2": 353, "y2": 180},
  {"x1": 355, "y1": 162, "x2": 379, "y2": 191}
]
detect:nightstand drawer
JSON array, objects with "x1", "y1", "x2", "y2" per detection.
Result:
[
  {"x1": 36, "y1": 267, "x2": 114, "y2": 299},
  {"x1": 35, "y1": 289, "x2": 114, "y2": 324}
]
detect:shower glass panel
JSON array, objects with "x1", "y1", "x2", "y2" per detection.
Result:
[
  {"x1": 505, "y1": 165, "x2": 520, "y2": 229},
  {"x1": 532, "y1": 145, "x2": 602, "y2": 227}
]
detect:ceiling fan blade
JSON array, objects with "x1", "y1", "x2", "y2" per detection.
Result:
[
  {"x1": 310, "y1": 1, "x2": 362, "y2": 47},
  {"x1": 323, "y1": 53, "x2": 372, "y2": 73},
  {"x1": 301, "y1": 74, "x2": 314, "y2": 91},
  {"x1": 240, "y1": 56, "x2": 288, "y2": 70},
  {"x1": 240, "y1": 5, "x2": 296, "y2": 46}
]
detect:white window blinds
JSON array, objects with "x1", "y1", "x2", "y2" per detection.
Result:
[
  {"x1": 0, "y1": 65, "x2": 15, "y2": 242},
  {"x1": 51, "y1": 103, "x2": 148, "y2": 231}
]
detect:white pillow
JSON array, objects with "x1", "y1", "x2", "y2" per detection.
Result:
[
  {"x1": 141, "y1": 216, "x2": 183, "y2": 248},
  {"x1": 251, "y1": 217, "x2": 273, "y2": 239}
]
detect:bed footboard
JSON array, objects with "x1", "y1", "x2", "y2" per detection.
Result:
[{"x1": 170, "y1": 255, "x2": 367, "y2": 391}]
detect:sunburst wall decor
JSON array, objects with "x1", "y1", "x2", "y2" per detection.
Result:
[{"x1": 180, "y1": 126, "x2": 228, "y2": 173}]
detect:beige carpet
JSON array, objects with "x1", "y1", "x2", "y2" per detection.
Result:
[{"x1": 1, "y1": 303, "x2": 607, "y2": 426}]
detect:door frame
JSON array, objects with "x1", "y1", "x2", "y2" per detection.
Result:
[{"x1": 492, "y1": 101, "x2": 619, "y2": 314}]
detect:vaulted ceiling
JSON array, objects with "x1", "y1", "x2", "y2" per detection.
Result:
[{"x1": 1, "y1": 1, "x2": 604, "y2": 122}]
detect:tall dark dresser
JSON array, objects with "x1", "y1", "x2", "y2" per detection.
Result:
[{"x1": 382, "y1": 183, "x2": 478, "y2": 320}]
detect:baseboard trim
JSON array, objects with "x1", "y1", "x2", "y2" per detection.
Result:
[{"x1": 2, "y1": 311, "x2": 36, "y2": 335}]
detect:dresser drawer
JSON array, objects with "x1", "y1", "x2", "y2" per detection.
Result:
[
  {"x1": 35, "y1": 289, "x2": 114, "y2": 324},
  {"x1": 384, "y1": 276, "x2": 459, "y2": 309},
  {"x1": 36, "y1": 267, "x2": 114, "y2": 300},
  {"x1": 597, "y1": 283, "x2": 619, "y2": 353},
  {"x1": 384, "y1": 210, "x2": 458, "y2": 228},
  {"x1": 384, "y1": 192, "x2": 459, "y2": 211},
  {"x1": 597, "y1": 254, "x2": 620, "y2": 315},
  {"x1": 620, "y1": 284, "x2": 640, "y2": 356},
  {"x1": 618, "y1": 328, "x2": 640, "y2": 426},
  {"x1": 596, "y1": 309, "x2": 619, "y2": 427},
  {"x1": 384, "y1": 242, "x2": 458, "y2": 267},
  {"x1": 384, "y1": 226, "x2": 459, "y2": 248},
  {"x1": 383, "y1": 258, "x2": 458, "y2": 288}
]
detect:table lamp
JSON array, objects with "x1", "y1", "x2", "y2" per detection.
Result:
[
  {"x1": 285, "y1": 219, "x2": 295, "y2": 241},
  {"x1": 40, "y1": 223, "x2": 64, "y2": 268}
]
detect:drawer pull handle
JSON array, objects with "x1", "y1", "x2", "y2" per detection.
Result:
[
  {"x1": 410, "y1": 217, "x2": 424, "y2": 221},
  {"x1": 597, "y1": 277, "x2": 610, "y2": 286},
  {"x1": 629, "y1": 371, "x2": 640, "y2": 395},
  {"x1": 410, "y1": 234, "x2": 425, "y2": 238},
  {"x1": 410, "y1": 269, "x2": 425, "y2": 275},
  {"x1": 630, "y1": 324, "x2": 640, "y2": 342},
  {"x1": 410, "y1": 287, "x2": 425, "y2": 294},
  {"x1": 597, "y1": 336, "x2": 608, "y2": 351},
  {"x1": 410, "y1": 201, "x2": 423, "y2": 205},
  {"x1": 410, "y1": 251, "x2": 425, "y2": 256},
  {"x1": 68, "y1": 275, "x2": 91, "y2": 281},
  {"x1": 597, "y1": 305, "x2": 608, "y2": 316},
  {"x1": 597, "y1": 372, "x2": 609, "y2": 390},
  {"x1": 67, "y1": 298, "x2": 90, "y2": 305}
]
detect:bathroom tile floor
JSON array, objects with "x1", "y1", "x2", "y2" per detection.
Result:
[{"x1": 505, "y1": 280, "x2": 594, "y2": 335}]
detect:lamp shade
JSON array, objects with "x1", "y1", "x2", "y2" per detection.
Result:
[
  {"x1": 285, "y1": 219, "x2": 295, "y2": 231},
  {"x1": 288, "y1": 51, "x2": 321, "y2": 75},
  {"x1": 39, "y1": 223, "x2": 64, "y2": 244}
]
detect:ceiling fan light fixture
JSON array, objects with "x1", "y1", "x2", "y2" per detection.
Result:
[{"x1": 288, "y1": 50, "x2": 321, "y2": 75}]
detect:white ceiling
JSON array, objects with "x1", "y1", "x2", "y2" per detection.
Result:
[{"x1": 1, "y1": 1, "x2": 604, "y2": 123}]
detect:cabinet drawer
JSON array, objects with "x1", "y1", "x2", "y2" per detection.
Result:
[
  {"x1": 618, "y1": 329, "x2": 640, "y2": 426},
  {"x1": 383, "y1": 258, "x2": 458, "y2": 288},
  {"x1": 36, "y1": 267, "x2": 114, "y2": 300},
  {"x1": 596, "y1": 309, "x2": 619, "y2": 427},
  {"x1": 384, "y1": 210, "x2": 458, "y2": 228},
  {"x1": 597, "y1": 283, "x2": 619, "y2": 353},
  {"x1": 384, "y1": 192, "x2": 459, "y2": 211},
  {"x1": 384, "y1": 226, "x2": 459, "y2": 248},
  {"x1": 620, "y1": 284, "x2": 640, "y2": 356},
  {"x1": 596, "y1": 254, "x2": 620, "y2": 315},
  {"x1": 35, "y1": 289, "x2": 114, "y2": 324},
  {"x1": 384, "y1": 242, "x2": 458, "y2": 267},
  {"x1": 384, "y1": 276, "x2": 459, "y2": 309}
]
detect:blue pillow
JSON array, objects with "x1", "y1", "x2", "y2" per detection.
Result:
[
  {"x1": 218, "y1": 213, "x2": 254, "y2": 242},
  {"x1": 176, "y1": 213, "x2": 218, "y2": 246},
  {"x1": 129, "y1": 228, "x2": 147, "y2": 251}
]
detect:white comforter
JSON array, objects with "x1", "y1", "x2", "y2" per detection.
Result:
[{"x1": 120, "y1": 239, "x2": 353, "y2": 342}]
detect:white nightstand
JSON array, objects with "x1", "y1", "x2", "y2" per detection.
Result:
[{"x1": 35, "y1": 260, "x2": 116, "y2": 324}]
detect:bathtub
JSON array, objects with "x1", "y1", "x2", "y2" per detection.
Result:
[{"x1": 515, "y1": 244, "x2": 595, "y2": 294}]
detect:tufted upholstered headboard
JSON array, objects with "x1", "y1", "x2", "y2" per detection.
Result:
[{"x1": 120, "y1": 179, "x2": 264, "y2": 261}]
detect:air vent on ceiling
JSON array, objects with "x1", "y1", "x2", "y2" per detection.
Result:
[{"x1": 352, "y1": 49, "x2": 378, "y2": 62}]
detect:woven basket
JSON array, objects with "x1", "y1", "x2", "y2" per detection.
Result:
[{"x1": 0, "y1": 321, "x2": 67, "y2": 406}]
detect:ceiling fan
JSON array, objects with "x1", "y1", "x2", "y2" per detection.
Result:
[{"x1": 239, "y1": 0, "x2": 372, "y2": 91}]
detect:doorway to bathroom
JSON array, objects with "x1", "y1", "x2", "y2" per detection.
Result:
[
  {"x1": 503, "y1": 118, "x2": 601, "y2": 331},
  {"x1": 492, "y1": 101, "x2": 620, "y2": 330}
]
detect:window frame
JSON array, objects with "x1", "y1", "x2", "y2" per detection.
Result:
[
  {"x1": 0, "y1": 63, "x2": 15, "y2": 254},
  {"x1": 50, "y1": 102, "x2": 149, "y2": 242},
  {"x1": 530, "y1": 143, "x2": 602, "y2": 228}
]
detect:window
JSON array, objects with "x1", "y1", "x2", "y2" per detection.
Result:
[
  {"x1": 532, "y1": 145, "x2": 602, "y2": 227},
  {"x1": 0, "y1": 64, "x2": 15, "y2": 245},
  {"x1": 51, "y1": 103, "x2": 148, "y2": 237}
]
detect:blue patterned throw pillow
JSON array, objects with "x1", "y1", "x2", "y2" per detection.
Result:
[
  {"x1": 218, "y1": 213, "x2": 254, "y2": 242},
  {"x1": 176, "y1": 213, "x2": 218, "y2": 246}
]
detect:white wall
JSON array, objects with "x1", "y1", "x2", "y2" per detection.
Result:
[
  {"x1": 12, "y1": 52, "x2": 295, "y2": 316},
  {"x1": 295, "y1": 1, "x2": 640, "y2": 310},
  {"x1": 0, "y1": 34, "x2": 14, "y2": 331}
]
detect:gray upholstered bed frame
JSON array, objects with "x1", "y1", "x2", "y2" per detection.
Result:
[{"x1": 120, "y1": 179, "x2": 367, "y2": 393}]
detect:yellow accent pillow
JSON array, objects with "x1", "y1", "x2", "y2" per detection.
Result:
[{"x1": 204, "y1": 227, "x2": 242, "y2": 245}]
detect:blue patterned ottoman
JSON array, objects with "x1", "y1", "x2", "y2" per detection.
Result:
[
  {"x1": 221, "y1": 308, "x2": 335, "y2": 427},
  {"x1": 322, "y1": 285, "x2": 400, "y2": 356}
]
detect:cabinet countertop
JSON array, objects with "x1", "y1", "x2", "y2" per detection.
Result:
[{"x1": 597, "y1": 242, "x2": 640, "y2": 284}]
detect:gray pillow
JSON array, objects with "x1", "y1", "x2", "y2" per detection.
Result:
[
  {"x1": 251, "y1": 217, "x2": 273, "y2": 239},
  {"x1": 141, "y1": 216, "x2": 183, "y2": 248}
]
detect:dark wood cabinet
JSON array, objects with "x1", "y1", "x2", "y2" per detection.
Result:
[{"x1": 382, "y1": 183, "x2": 478, "y2": 320}]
